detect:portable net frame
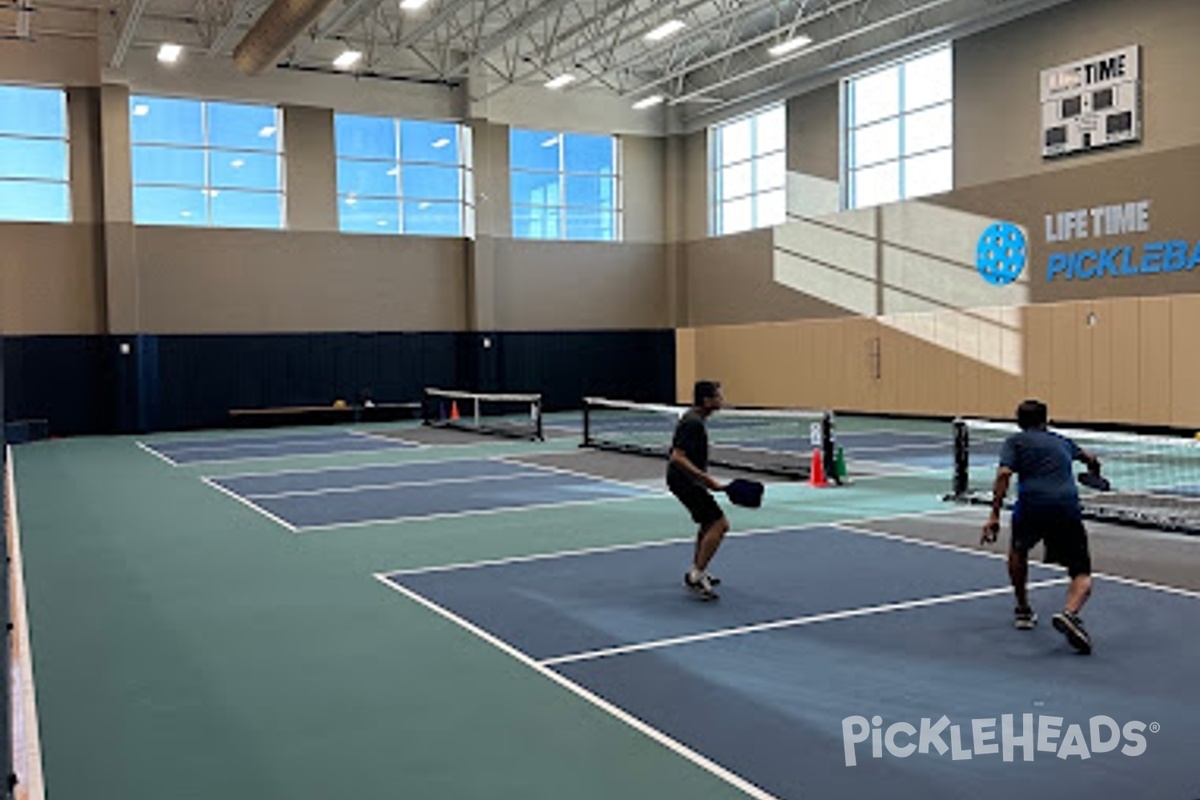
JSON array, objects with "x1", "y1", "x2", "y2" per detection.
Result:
[{"x1": 422, "y1": 388, "x2": 543, "y2": 441}]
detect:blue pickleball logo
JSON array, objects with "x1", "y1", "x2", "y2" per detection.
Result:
[{"x1": 976, "y1": 222, "x2": 1027, "y2": 285}]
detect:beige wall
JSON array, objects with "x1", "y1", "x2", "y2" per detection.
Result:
[
  {"x1": 283, "y1": 105, "x2": 337, "y2": 233},
  {"x1": 136, "y1": 228, "x2": 467, "y2": 333},
  {"x1": 786, "y1": 84, "x2": 839, "y2": 181},
  {"x1": 622, "y1": 136, "x2": 666, "y2": 244},
  {"x1": 0, "y1": 224, "x2": 105, "y2": 334},
  {"x1": 492, "y1": 240, "x2": 667, "y2": 330},
  {"x1": 0, "y1": 36, "x2": 98, "y2": 87}
]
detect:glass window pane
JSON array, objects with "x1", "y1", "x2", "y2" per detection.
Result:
[
  {"x1": 0, "y1": 179, "x2": 69, "y2": 222},
  {"x1": 335, "y1": 115, "x2": 397, "y2": 160},
  {"x1": 211, "y1": 189, "x2": 282, "y2": 229},
  {"x1": 511, "y1": 171, "x2": 560, "y2": 206},
  {"x1": 903, "y1": 47, "x2": 953, "y2": 111},
  {"x1": 719, "y1": 117, "x2": 752, "y2": 165},
  {"x1": 563, "y1": 133, "x2": 614, "y2": 174},
  {"x1": 513, "y1": 204, "x2": 559, "y2": 239},
  {"x1": 511, "y1": 129, "x2": 560, "y2": 171},
  {"x1": 133, "y1": 185, "x2": 206, "y2": 225},
  {"x1": 903, "y1": 147, "x2": 953, "y2": 199},
  {"x1": 852, "y1": 118, "x2": 900, "y2": 168},
  {"x1": 852, "y1": 161, "x2": 900, "y2": 208},
  {"x1": 207, "y1": 102, "x2": 279, "y2": 152},
  {"x1": 851, "y1": 66, "x2": 900, "y2": 126},
  {"x1": 132, "y1": 144, "x2": 205, "y2": 186},
  {"x1": 401, "y1": 164, "x2": 460, "y2": 202},
  {"x1": 130, "y1": 96, "x2": 203, "y2": 146},
  {"x1": 211, "y1": 150, "x2": 280, "y2": 190},
  {"x1": 340, "y1": 197, "x2": 399, "y2": 234},
  {"x1": 903, "y1": 102, "x2": 953, "y2": 156},
  {"x1": 755, "y1": 152, "x2": 786, "y2": 192},
  {"x1": 565, "y1": 208, "x2": 613, "y2": 241},
  {"x1": 720, "y1": 197, "x2": 752, "y2": 234},
  {"x1": 757, "y1": 189, "x2": 786, "y2": 227},
  {"x1": 0, "y1": 137, "x2": 68, "y2": 181},
  {"x1": 755, "y1": 106, "x2": 786, "y2": 154},
  {"x1": 720, "y1": 162, "x2": 752, "y2": 201},
  {"x1": 565, "y1": 175, "x2": 614, "y2": 208},
  {"x1": 337, "y1": 159, "x2": 398, "y2": 198},
  {"x1": 400, "y1": 120, "x2": 458, "y2": 164},
  {"x1": 403, "y1": 200, "x2": 461, "y2": 236},
  {"x1": 0, "y1": 86, "x2": 65, "y2": 137}
]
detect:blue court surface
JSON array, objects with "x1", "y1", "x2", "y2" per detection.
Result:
[
  {"x1": 140, "y1": 429, "x2": 417, "y2": 464},
  {"x1": 379, "y1": 525, "x2": 1200, "y2": 800},
  {"x1": 207, "y1": 457, "x2": 656, "y2": 530}
]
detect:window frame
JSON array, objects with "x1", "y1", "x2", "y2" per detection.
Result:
[
  {"x1": 707, "y1": 104, "x2": 787, "y2": 236},
  {"x1": 0, "y1": 83, "x2": 71, "y2": 223},
  {"x1": 842, "y1": 44, "x2": 954, "y2": 211},
  {"x1": 334, "y1": 114, "x2": 473, "y2": 238},
  {"x1": 130, "y1": 94, "x2": 285, "y2": 229},
  {"x1": 509, "y1": 129, "x2": 623, "y2": 242}
]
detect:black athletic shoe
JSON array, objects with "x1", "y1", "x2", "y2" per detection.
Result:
[
  {"x1": 1052, "y1": 611, "x2": 1092, "y2": 654},
  {"x1": 683, "y1": 572, "x2": 719, "y2": 600},
  {"x1": 1014, "y1": 606, "x2": 1038, "y2": 630},
  {"x1": 704, "y1": 572, "x2": 721, "y2": 586}
]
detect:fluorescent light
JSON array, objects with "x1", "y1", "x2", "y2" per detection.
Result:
[
  {"x1": 540, "y1": 135, "x2": 560, "y2": 148},
  {"x1": 258, "y1": 126, "x2": 276, "y2": 138},
  {"x1": 431, "y1": 138, "x2": 450, "y2": 149},
  {"x1": 157, "y1": 43, "x2": 183, "y2": 63},
  {"x1": 633, "y1": 94, "x2": 664, "y2": 110},
  {"x1": 231, "y1": 159, "x2": 245, "y2": 168},
  {"x1": 132, "y1": 104, "x2": 150, "y2": 117},
  {"x1": 644, "y1": 19, "x2": 685, "y2": 42},
  {"x1": 768, "y1": 35, "x2": 812, "y2": 57},
  {"x1": 333, "y1": 50, "x2": 362, "y2": 70},
  {"x1": 399, "y1": 0, "x2": 429, "y2": 9},
  {"x1": 544, "y1": 74, "x2": 576, "y2": 90}
]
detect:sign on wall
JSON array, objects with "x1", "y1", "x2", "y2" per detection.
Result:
[{"x1": 1041, "y1": 45, "x2": 1141, "y2": 159}]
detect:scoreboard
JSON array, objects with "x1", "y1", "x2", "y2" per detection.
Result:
[{"x1": 1040, "y1": 45, "x2": 1141, "y2": 158}]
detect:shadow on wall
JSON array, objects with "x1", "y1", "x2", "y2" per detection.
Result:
[{"x1": 775, "y1": 189, "x2": 1029, "y2": 377}]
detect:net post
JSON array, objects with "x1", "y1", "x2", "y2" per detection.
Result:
[
  {"x1": 821, "y1": 412, "x2": 839, "y2": 485},
  {"x1": 952, "y1": 418, "x2": 969, "y2": 498},
  {"x1": 534, "y1": 397, "x2": 543, "y2": 441},
  {"x1": 581, "y1": 399, "x2": 592, "y2": 448}
]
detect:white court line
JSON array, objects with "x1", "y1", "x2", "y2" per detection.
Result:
[
  {"x1": 200, "y1": 476, "x2": 299, "y2": 532},
  {"x1": 496, "y1": 456, "x2": 664, "y2": 494},
  {"x1": 372, "y1": 576, "x2": 782, "y2": 800},
  {"x1": 151, "y1": 432, "x2": 369, "y2": 454},
  {"x1": 135, "y1": 440, "x2": 179, "y2": 467},
  {"x1": 205, "y1": 451, "x2": 576, "y2": 482},
  {"x1": 348, "y1": 429, "x2": 422, "y2": 447},
  {"x1": 296, "y1": 492, "x2": 660, "y2": 533},
  {"x1": 827, "y1": 521, "x2": 1200, "y2": 601},
  {"x1": 539, "y1": 579, "x2": 1071, "y2": 667},
  {"x1": 162, "y1": 443, "x2": 420, "y2": 468},
  {"x1": 244, "y1": 469, "x2": 548, "y2": 500},
  {"x1": 381, "y1": 507, "x2": 970, "y2": 577}
]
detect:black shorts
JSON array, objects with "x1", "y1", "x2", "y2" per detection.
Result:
[
  {"x1": 667, "y1": 475, "x2": 724, "y2": 528},
  {"x1": 1012, "y1": 504, "x2": 1092, "y2": 577}
]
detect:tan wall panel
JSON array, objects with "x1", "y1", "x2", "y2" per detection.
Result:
[
  {"x1": 1138, "y1": 296, "x2": 1171, "y2": 425},
  {"x1": 0, "y1": 223, "x2": 105, "y2": 334},
  {"x1": 622, "y1": 136, "x2": 666, "y2": 244},
  {"x1": 954, "y1": 311, "x2": 982, "y2": 420},
  {"x1": 1169, "y1": 296, "x2": 1200, "y2": 428},
  {"x1": 1108, "y1": 298, "x2": 1141, "y2": 421},
  {"x1": 876, "y1": 323, "x2": 902, "y2": 414},
  {"x1": 839, "y1": 318, "x2": 879, "y2": 413},
  {"x1": 676, "y1": 328, "x2": 697, "y2": 405},
  {"x1": 1087, "y1": 300, "x2": 1114, "y2": 423},
  {"x1": 1051, "y1": 303, "x2": 1086, "y2": 422},
  {"x1": 1023, "y1": 305, "x2": 1054, "y2": 410}
]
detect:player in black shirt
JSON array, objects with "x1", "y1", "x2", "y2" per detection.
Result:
[{"x1": 668, "y1": 380, "x2": 728, "y2": 600}]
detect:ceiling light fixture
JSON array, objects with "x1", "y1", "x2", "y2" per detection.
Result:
[
  {"x1": 644, "y1": 19, "x2": 685, "y2": 42},
  {"x1": 767, "y1": 35, "x2": 813, "y2": 57}
]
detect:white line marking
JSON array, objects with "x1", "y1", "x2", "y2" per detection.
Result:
[
  {"x1": 296, "y1": 492, "x2": 660, "y2": 532},
  {"x1": 496, "y1": 457, "x2": 662, "y2": 493},
  {"x1": 372, "y1": 575, "x2": 783, "y2": 800},
  {"x1": 539, "y1": 579, "x2": 1070, "y2": 667},
  {"x1": 201, "y1": 476, "x2": 299, "y2": 533},
  {"x1": 243, "y1": 469, "x2": 547, "y2": 500},
  {"x1": 205, "y1": 453, "x2": 565, "y2": 481},
  {"x1": 153, "y1": 433, "x2": 366, "y2": 454},
  {"x1": 380, "y1": 508, "x2": 969, "y2": 577},
  {"x1": 828, "y1": 521, "x2": 1200, "y2": 601},
  {"x1": 348, "y1": 429, "x2": 419, "y2": 446},
  {"x1": 135, "y1": 440, "x2": 179, "y2": 467}
]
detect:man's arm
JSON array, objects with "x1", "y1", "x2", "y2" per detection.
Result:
[
  {"x1": 981, "y1": 466, "x2": 1013, "y2": 544},
  {"x1": 669, "y1": 448, "x2": 725, "y2": 492}
]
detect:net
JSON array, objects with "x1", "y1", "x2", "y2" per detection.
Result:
[
  {"x1": 948, "y1": 418, "x2": 1200, "y2": 533},
  {"x1": 422, "y1": 388, "x2": 543, "y2": 441},
  {"x1": 582, "y1": 397, "x2": 835, "y2": 479}
]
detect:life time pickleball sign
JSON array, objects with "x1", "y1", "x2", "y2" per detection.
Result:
[
  {"x1": 1042, "y1": 45, "x2": 1141, "y2": 158},
  {"x1": 1044, "y1": 199, "x2": 1200, "y2": 281}
]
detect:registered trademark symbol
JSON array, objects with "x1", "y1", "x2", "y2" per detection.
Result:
[{"x1": 1149, "y1": 722, "x2": 1161, "y2": 733}]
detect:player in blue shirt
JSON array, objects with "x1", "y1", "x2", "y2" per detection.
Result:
[{"x1": 981, "y1": 400, "x2": 1101, "y2": 654}]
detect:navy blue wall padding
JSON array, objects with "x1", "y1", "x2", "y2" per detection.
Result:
[
  {"x1": 3, "y1": 336, "x2": 116, "y2": 436},
  {"x1": 3, "y1": 330, "x2": 675, "y2": 434}
]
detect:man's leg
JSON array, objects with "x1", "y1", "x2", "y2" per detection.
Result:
[
  {"x1": 694, "y1": 515, "x2": 729, "y2": 573},
  {"x1": 1008, "y1": 546, "x2": 1030, "y2": 609},
  {"x1": 1064, "y1": 573, "x2": 1092, "y2": 615}
]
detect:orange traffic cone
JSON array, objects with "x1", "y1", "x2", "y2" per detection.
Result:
[
  {"x1": 449, "y1": 401, "x2": 460, "y2": 421},
  {"x1": 809, "y1": 448, "x2": 828, "y2": 487}
]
